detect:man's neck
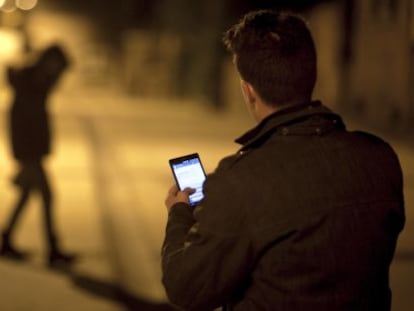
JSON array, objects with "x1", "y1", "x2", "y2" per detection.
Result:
[{"x1": 257, "y1": 98, "x2": 312, "y2": 122}]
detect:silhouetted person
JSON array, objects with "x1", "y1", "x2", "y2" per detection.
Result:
[{"x1": 1, "y1": 44, "x2": 76, "y2": 268}]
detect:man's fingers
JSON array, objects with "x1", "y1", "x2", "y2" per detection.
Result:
[
  {"x1": 165, "y1": 185, "x2": 196, "y2": 211},
  {"x1": 169, "y1": 185, "x2": 195, "y2": 196},
  {"x1": 168, "y1": 185, "x2": 179, "y2": 195},
  {"x1": 183, "y1": 187, "x2": 196, "y2": 195}
]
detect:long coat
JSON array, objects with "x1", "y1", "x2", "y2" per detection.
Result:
[
  {"x1": 7, "y1": 65, "x2": 55, "y2": 161},
  {"x1": 162, "y1": 101, "x2": 405, "y2": 310}
]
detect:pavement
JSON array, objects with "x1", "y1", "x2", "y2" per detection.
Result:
[{"x1": 0, "y1": 89, "x2": 412, "y2": 310}]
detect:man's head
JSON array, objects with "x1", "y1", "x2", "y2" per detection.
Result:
[{"x1": 223, "y1": 10, "x2": 317, "y2": 108}]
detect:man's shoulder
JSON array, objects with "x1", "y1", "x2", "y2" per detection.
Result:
[
  {"x1": 351, "y1": 130, "x2": 388, "y2": 144},
  {"x1": 347, "y1": 130, "x2": 399, "y2": 157},
  {"x1": 215, "y1": 153, "x2": 240, "y2": 171}
]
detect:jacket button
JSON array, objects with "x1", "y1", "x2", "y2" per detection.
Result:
[{"x1": 282, "y1": 127, "x2": 289, "y2": 135}]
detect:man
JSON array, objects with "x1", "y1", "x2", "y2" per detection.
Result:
[
  {"x1": 1, "y1": 45, "x2": 76, "y2": 267},
  {"x1": 162, "y1": 10, "x2": 405, "y2": 310}
]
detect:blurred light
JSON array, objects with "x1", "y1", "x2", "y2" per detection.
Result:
[
  {"x1": 0, "y1": 0, "x2": 6, "y2": 8},
  {"x1": 16, "y1": 0, "x2": 37, "y2": 11},
  {"x1": 1, "y1": 0, "x2": 16, "y2": 13},
  {"x1": 0, "y1": 29, "x2": 23, "y2": 62}
]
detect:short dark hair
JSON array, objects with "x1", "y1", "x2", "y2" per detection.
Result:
[{"x1": 223, "y1": 10, "x2": 317, "y2": 106}]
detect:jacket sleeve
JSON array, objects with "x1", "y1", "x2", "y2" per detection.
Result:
[{"x1": 161, "y1": 173, "x2": 254, "y2": 310}]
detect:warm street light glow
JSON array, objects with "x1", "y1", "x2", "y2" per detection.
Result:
[
  {"x1": 1, "y1": 0, "x2": 16, "y2": 12},
  {"x1": 16, "y1": 0, "x2": 38, "y2": 11},
  {"x1": 0, "y1": 28, "x2": 22, "y2": 62}
]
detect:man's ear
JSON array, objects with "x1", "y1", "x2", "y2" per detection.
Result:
[{"x1": 240, "y1": 80, "x2": 256, "y2": 105}]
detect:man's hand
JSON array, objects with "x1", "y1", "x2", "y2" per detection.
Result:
[{"x1": 165, "y1": 185, "x2": 195, "y2": 212}]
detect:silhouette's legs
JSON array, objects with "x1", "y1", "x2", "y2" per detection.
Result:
[
  {"x1": 1, "y1": 170, "x2": 31, "y2": 259},
  {"x1": 3, "y1": 185, "x2": 31, "y2": 239},
  {"x1": 35, "y1": 163, "x2": 57, "y2": 252},
  {"x1": 1, "y1": 161, "x2": 76, "y2": 265},
  {"x1": 35, "y1": 162, "x2": 76, "y2": 267}
]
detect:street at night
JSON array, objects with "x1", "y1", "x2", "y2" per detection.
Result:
[{"x1": 1, "y1": 0, "x2": 413, "y2": 310}]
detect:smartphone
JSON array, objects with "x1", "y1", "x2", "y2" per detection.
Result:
[{"x1": 169, "y1": 153, "x2": 207, "y2": 206}]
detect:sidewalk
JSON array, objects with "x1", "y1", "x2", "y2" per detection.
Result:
[{"x1": 0, "y1": 259, "x2": 121, "y2": 311}]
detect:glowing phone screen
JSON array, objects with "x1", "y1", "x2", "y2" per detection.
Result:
[{"x1": 170, "y1": 154, "x2": 206, "y2": 206}]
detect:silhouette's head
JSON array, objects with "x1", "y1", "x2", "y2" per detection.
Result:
[
  {"x1": 223, "y1": 10, "x2": 317, "y2": 107},
  {"x1": 37, "y1": 44, "x2": 70, "y2": 78}
]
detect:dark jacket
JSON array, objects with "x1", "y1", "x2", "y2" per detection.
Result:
[
  {"x1": 162, "y1": 101, "x2": 405, "y2": 311},
  {"x1": 8, "y1": 65, "x2": 55, "y2": 161}
]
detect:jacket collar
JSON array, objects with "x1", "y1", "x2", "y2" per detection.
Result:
[{"x1": 235, "y1": 100, "x2": 342, "y2": 150}]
